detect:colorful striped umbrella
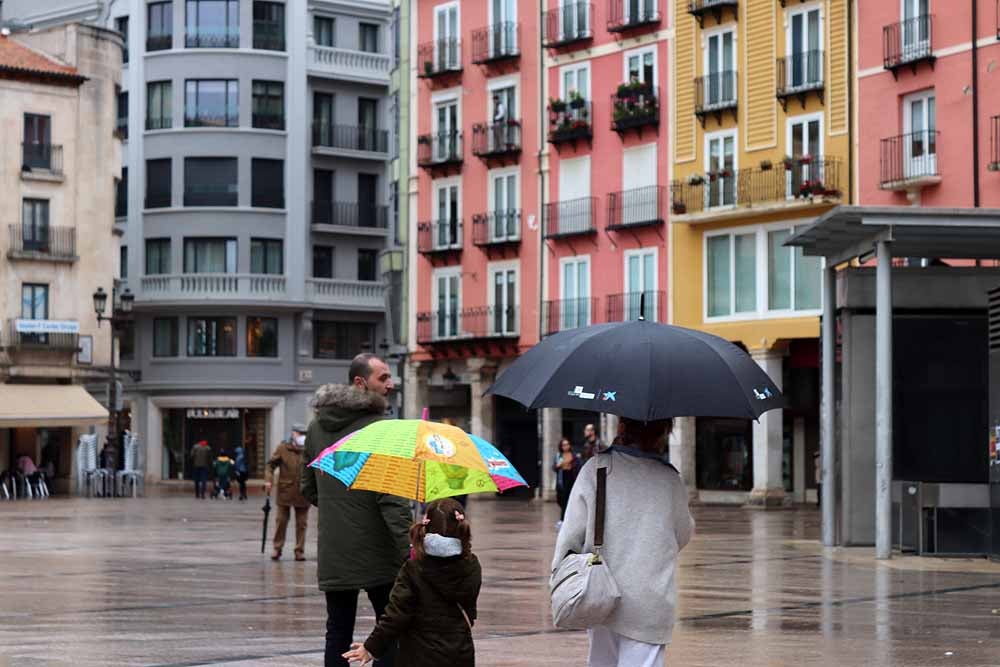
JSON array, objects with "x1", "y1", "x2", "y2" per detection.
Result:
[{"x1": 308, "y1": 419, "x2": 528, "y2": 502}]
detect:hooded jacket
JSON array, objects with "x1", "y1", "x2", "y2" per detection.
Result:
[
  {"x1": 364, "y1": 554, "x2": 482, "y2": 667},
  {"x1": 300, "y1": 384, "x2": 412, "y2": 591}
]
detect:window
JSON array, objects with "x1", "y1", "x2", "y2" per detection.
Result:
[
  {"x1": 705, "y1": 131, "x2": 736, "y2": 208},
  {"x1": 116, "y1": 91, "x2": 128, "y2": 138},
  {"x1": 119, "y1": 320, "x2": 136, "y2": 360},
  {"x1": 247, "y1": 317, "x2": 278, "y2": 357},
  {"x1": 313, "y1": 168, "x2": 333, "y2": 224},
  {"x1": 706, "y1": 232, "x2": 756, "y2": 318},
  {"x1": 253, "y1": 1, "x2": 284, "y2": 51},
  {"x1": 314, "y1": 16, "x2": 334, "y2": 47},
  {"x1": 786, "y1": 6, "x2": 821, "y2": 88},
  {"x1": 625, "y1": 47, "x2": 655, "y2": 84},
  {"x1": 23, "y1": 113, "x2": 52, "y2": 169},
  {"x1": 434, "y1": 182, "x2": 460, "y2": 249},
  {"x1": 433, "y1": 3, "x2": 459, "y2": 69},
  {"x1": 120, "y1": 246, "x2": 128, "y2": 279},
  {"x1": 313, "y1": 321, "x2": 376, "y2": 359},
  {"x1": 20, "y1": 284, "x2": 48, "y2": 344},
  {"x1": 358, "y1": 98, "x2": 380, "y2": 151},
  {"x1": 490, "y1": 266, "x2": 517, "y2": 335},
  {"x1": 358, "y1": 173, "x2": 379, "y2": 225},
  {"x1": 768, "y1": 227, "x2": 821, "y2": 312},
  {"x1": 146, "y1": 81, "x2": 172, "y2": 130},
  {"x1": 901, "y1": 0, "x2": 930, "y2": 59},
  {"x1": 489, "y1": 0, "x2": 517, "y2": 56},
  {"x1": 116, "y1": 168, "x2": 128, "y2": 218},
  {"x1": 145, "y1": 238, "x2": 171, "y2": 275},
  {"x1": 704, "y1": 30, "x2": 735, "y2": 107},
  {"x1": 434, "y1": 269, "x2": 460, "y2": 338},
  {"x1": 560, "y1": 256, "x2": 590, "y2": 329},
  {"x1": 187, "y1": 317, "x2": 237, "y2": 356},
  {"x1": 153, "y1": 317, "x2": 179, "y2": 357},
  {"x1": 391, "y1": 180, "x2": 400, "y2": 244},
  {"x1": 561, "y1": 62, "x2": 589, "y2": 101},
  {"x1": 115, "y1": 16, "x2": 129, "y2": 63},
  {"x1": 251, "y1": 238, "x2": 283, "y2": 274},
  {"x1": 185, "y1": 79, "x2": 238, "y2": 127},
  {"x1": 147, "y1": 2, "x2": 173, "y2": 51},
  {"x1": 903, "y1": 89, "x2": 937, "y2": 179},
  {"x1": 21, "y1": 199, "x2": 49, "y2": 252},
  {"x1": 433, "y1": 99, "x2": 459, "y2": 161},
  {"x1": 357, "y1": 249, "x2": 378, "y2": 281},
  {"x1": 393, "y1": 7, "x2": 400, "y2": 64},
  {"x1": 251, "y1": 158, "x2": 284, "y2": 208},
  {"x1": 624, "y1": 249, "x2": 657, "y2": 321},
  {"x1": 313, "y1": 92, "x2": 334, "y2": 145},
  {"x1": 787, "y1": 114, "x2": 823, "y2": 197},
  {"x1": 184, "y1": 157, "x2": 237, "y2": 206},
  {"x1": 490, "y1": 171, "x2": 518, "y2": 242},
  {"x1": 186, "y1": 0, "x2": 239, "y2": 48},
  {"x1": 184, "y1": 238, "x2": 236, "y2": 273},
  {"x1": 146, "y1": 158, "x2": 172, "y2": 208},
  {"x1": 558, "y1": 0, "x2": 590, "y2": 41},
  {"x1": 252, "y1": 80, "x2": 284, "y2": 129},
  {"x1": 359, "y1": 23, "x2": 379, "y2": 53},
  {"x1": 313, "y1": 245, "x2": 333, "y2": 278}
]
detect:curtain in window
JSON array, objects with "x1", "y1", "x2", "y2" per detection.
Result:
[
  {"x1": 734, "y1": 234, "x2": 756, "y2": 313},
  {"x1": 707, "y1": 236, "x2": 731, "y2": 317},
  {"x1": 768, "y1": 229, "x2": 792, "y2": 310}
]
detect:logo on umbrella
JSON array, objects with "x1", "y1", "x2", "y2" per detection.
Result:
[
  {"x1": 602, "y1": 391, "x2": 617, "y2": 402},
  {"x1": 753, "y1": 387, "x2": 774, "y2": 400},
  {"x1": 425, "y1": 433, "x2": 456, "y2": 458},
  {"x1": 486, "y1": 457, "x2": 507, "y2": 471},
  {"x1": 568, "y1": 386, "x2": 596, "y2": 400}
]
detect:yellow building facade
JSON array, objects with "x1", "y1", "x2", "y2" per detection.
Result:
[{"x1": 669, "y1": 0, "x2": 851, "y2": 505}]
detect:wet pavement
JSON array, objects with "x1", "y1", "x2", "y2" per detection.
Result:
[{"x1": 1, "y1": 492, "x2": 999, "y2": 666}]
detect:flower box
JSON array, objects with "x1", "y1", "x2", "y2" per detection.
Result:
[{"x1": 672, "y1": 201, "x2": 687, "y2": 215}]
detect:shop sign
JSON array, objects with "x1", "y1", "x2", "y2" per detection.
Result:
[
  {"x1": 15, "y1": 319, "x2": 80, "y2": 334},
  {"x1": 186, "y1": 408, "x2": 240, "y2": 419}
]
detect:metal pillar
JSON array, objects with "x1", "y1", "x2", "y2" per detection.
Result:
[
  {"x1": 821, "y1": 266, "x2": 836, "y2": 546},
  {"x1": 875, "y1": 241, "x2": 893, "y2": 560}
]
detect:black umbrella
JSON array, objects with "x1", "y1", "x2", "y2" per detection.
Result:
[
  {"x1": 486, "y1": 318, "x2": 783, "y2": 422},
  {"x1": 261, "y1": 496, "x2": 271, "y2": 554}
]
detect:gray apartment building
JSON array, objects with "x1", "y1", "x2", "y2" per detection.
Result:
[{"x1": 2, "y1": 0, "x2": 399, "y2": 483}]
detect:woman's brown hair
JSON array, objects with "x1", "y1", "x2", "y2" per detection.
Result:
[
  {"x1": 620, "y1": 418, "x2": 674, "y2": 454},
  {"x1": 409, "y1": 497, "x2": 472, "y2": 560}
]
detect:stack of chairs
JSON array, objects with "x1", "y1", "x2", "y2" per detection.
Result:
[
  {"x1": 76, "y1": 434, "x2": 112, "y2": 497},
  {"x1": 116, "y1": 431, "x2": 143, "y2": 498}
]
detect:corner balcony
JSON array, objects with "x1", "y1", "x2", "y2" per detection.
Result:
[
  {"x1": 471, "y1": 23, "x2": 519, "y2": 65},
  {"x1": 544, "y1": 197, "x2": 598, "y2": 239},
  {"x1": 776, "y1": 50, "x2": 824, "y2": 110},
  {"x1": 21, "y1": 142, "x2": 64, "y2": 181},
  {"x1": 883, "y1": 15, "x2": 935, "y2": 78},
  {"x1": 879, "y1": 132, "x2": 940, "y2": 198},
  {"x1": 417, "y1": 132, "x2": 463, "y2": 174},
  {"x1": 312, "y1": 124, "x2": 389, "y2": 160},
  {"x1": 472, "y1": 211, "x2": 521, "y2": 253},
  {"x1": 185, "y1": 30, "x2": 239, "y2": 49},
  {"x1": 670, "y1": 156, "x2": 843, "y2": 222},
  {"x1": 7, "y1": 226, "x2": 77, "y2": 263},
  {"x1": 543, "y1": 298, "x2": 599, "y2": 337},
  {"x1": 417, "y1": 39, "x2": 462, "y2": 80},
  {"x1": 610, "y1": 84, "x2": 659, "y2": 135},
  {"x1": 606, "y1": 186, "x2": 664, "y2": 231},
  {"x1": 687, "y1": 0, "x2": 738, "y2": 27},
  {"x1": 607, "y1": 0, "x2": 661, "y2": 33},
  {"x1": 3, "y1": 319, "x2": 79, "y2": 353},
  {"x1": 542, "y1": 2, "x2": 593, "y2": 49},
  {"x1": 308, "y1": 45, "x2": 392, "y2": 86},
  {"x1": 138, "y1": 274, "x2": 288, "y2": 305},
  {"x1": 311, "y1": 201, "x2": 389, "y2": 232},
  {"x1": 471, "y1": 121, "x2": 521, "y2": 163},
  {"x1": 305, "y1": 279, "x2": 387, "y2": 311},
  {"x1": 417, "y1": 220, "x2": 463, "y2": 258},
  {"x1": 416, "y1": 306, "x2": 519, "y2": 345},
  {"x1": 606, "y1": 291, "x2": 665, "y2": 323},
  {"x1": 694, "y1": 72, "x2": 737, "y2": 126},
  {"x1": 547, "y1": 101, "x2": 592, "y2": 148}
]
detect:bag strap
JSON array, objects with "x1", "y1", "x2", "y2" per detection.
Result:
[{"x1": 594, "y1": 466, "x2": 607, "y2": 550}]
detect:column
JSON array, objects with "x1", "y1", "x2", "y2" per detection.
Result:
[
  {"x1": 748, "y1": 349, "x2": 785, "y2": 508},
  {"x1": 821, "y1": 265, "x2": 837, "y2": 545},
  {"x1": 668, "y1": 416, "x2": 699, "y2": 502},
  {"x1": 875, "y1": 240, "x2": 893, "y2": 559},
  {"x1": 541, "y1": 408, "x2": 562, "y2": 501},
  {"x1": 600, "y1": 413, "x2": 619, "y2": 448},
  {"x1": 467, "y1": 358, "x2": 497, "y2": 443},
  {"x1": 793, "y1": 417, "x2": 806, "y2": 503},
  {"x1": 403, "y1": 360, "x2": 431, "y2": 420}
]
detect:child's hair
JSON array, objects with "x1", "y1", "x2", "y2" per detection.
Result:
[{"x1": 410, "y1": 497, "x2": 472, "y2": 560}]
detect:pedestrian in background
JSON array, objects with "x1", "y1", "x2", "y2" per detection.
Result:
[
  {"x1": 266, "y1": 424, "x2": 311, "y2": 561},
  {"x1": 814, "y1": 451, "x2": 821, "y2": 508},
  {"x1": 553, "y1": 437, "x2": 580, "y2": 526},
  {"x1": 580, "y1": 423, "x2": 603, "y2": 461},
  {"x1": 213, "y1": 450, "x2": 234, "y2": 500},
  {"x1": 234, "y1": 444, "x2": 249, "y2": 501},
  {"x1": 190, "y1": 440, "x2": 212, "y2": 499}
]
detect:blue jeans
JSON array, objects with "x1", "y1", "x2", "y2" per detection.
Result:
[{"x1": 192, "y1": 467, "x2": 208, "y2": 498}]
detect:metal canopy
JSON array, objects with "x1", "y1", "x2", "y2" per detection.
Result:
[{"x1": 787, "y1": 206, "x2": 1000, "y2": 264}]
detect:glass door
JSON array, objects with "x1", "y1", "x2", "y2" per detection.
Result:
[
  {"x1": 434, "y1": 4, "x2": 459, "y2": 70},
  {"x1": 706, "y1": 134, "x2": 736, "y2": 208},
  {"x1": 313, "y1": 93, "x2": 333, "y2": 146},
  {"x1": 706, "y1": 31, "x2": 734, "y2": 107},
  {"x1": 625, "y1": 251, "x2": 656, "y2": 321},
  {"x1": 789, "y1": 7, "x2": 821, "y2": 88},
  {"x1": 626, "y1": 50, "x2": 655, "y2": 84},
  {"x1": 492, "y1": 269, "x2": 517, "y2": 335},
  {"x1": 358, "y1": 98, "x2": 378, "y2": 152},
  {"x1": 561, "y1": 0, "x2": 587, "y2": 41},
  {"x1": 435, "y1": 184, "x2": 459, "y2": 248},
  {"x1": 434, "y1": 102, "x2": 458, "y2": 162},
  {"x1": 491, "y1": 172, "x2": 517, "y2": 241},
  {"x1": 491, "y1": 0, "x2": 516, "y2": 56},
  {"x1": 436, "y1": 273, "x2": 459, "y2": 339},
  {"x1": 491, "y1": 86, "x2": 516, "y2": 151},
  {"x1": 903, "y1": 91, "x2": 936, "y2": 179},
  {"x1": 788, "y1": 116, "x2": 822, "y2": 197},
  {"x1": 902, "y1": 0, "x2": 929, "y2": 61},
  {"x1": 561, "y1": 258, "x2": 590, "y2": 330}
]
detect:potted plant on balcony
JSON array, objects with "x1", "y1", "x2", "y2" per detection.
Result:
[
  {"x1": 719, "y1": 168, "x2": 733, "y2": 179},
  {"x1": 687, "y1": 173, "x2": 705, "y2": 186},
  {"x1": 799, "y1": 153, "x2": 813, "y2": 165},
  {"x1": 783, "y1": 155, "x2": 795, "y2": 170},
  {"x1": 760, "y1": 159, "x2": 773, "y2": 171},
  {"x1": 549, "y1": 97, "x2": 567, "y2": 113},
  {"x1": 569, "y1": 90, "x2": 586, "y2": 109},
  {"x1": 423, "y1": 61, "x2": 434, "y2": 76},
  {"x1": 672, "y1": 200, "x2": 687, "y2": 215}
]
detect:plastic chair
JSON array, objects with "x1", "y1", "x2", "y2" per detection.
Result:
[{"x1": 116, "y1": 432, "x2": 143, "y2": 498}]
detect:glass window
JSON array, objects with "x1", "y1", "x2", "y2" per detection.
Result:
[
  {"x1": 252, "y1": 80, "x2": 284, "y2": 129},
  {"x1": 359, "y1": 23, "x2": 379, "y2": 53},
  {"x1": 145, "y1": 158, "x2": 172, "y2": 208},
  {"x1": 21, "y1": 198, "x2": 49, "y2": 251},
  {"x1": 146, "y1": 81, "x2": 172, "y2": 130},
  {"x1": 119, "y1": 320, "x2": 136, "y2": 360},
  {"x1": 696, "y1": 417, "x2": 753, "y2": 491},
  {"x1": 251, "y1": 238, "x2": 283, "y2": 274},
  {"x1": 793, "y1": 226, "x2": 821, "y2": 310},
  {"x1": 251, "y1": 158, "x2": 284, "y2": 208},
  {"x1": 734, "y1": 233, "x2": 756, "y2": 313},
  {"x1": 357, "y1": 249, "x2": 378, "y2": 281},
  {"x1": 186, "y1": 0, "x2": 239, "y2": 48},
  {"x1": 314, "y1": 16, "x2": 335, "y2": 47},
  {"x1": 184, "y1": 157, "x2": 237, "y2": 206},
  {"x1": 115, "y1": 16, "x2": 129, "y2": 63},
  {"x1": 116, "y1": 167, "x2": 128, "y2": 218},
  {"x1": 145, "y1": 238, "x2": 171, "y2": 275},
  {"x1": 252, "y1": 1, "x2": 284, "y2": 51},
  {"x1": 185, "y1": 79, "x2": 238, "y2": 127},
  {"x1": 313, "y1": 321, "x2": 375, "y2": 359},
  {"x1": 247, "y1": 317, "x2": 278, "y2": 357},
  {"x1": 120, "y1": 245, "x2": 128, "y2": 279},
  {"x1": 147, "y1": 2, "x2": 173, "y2": 51},
  {"x1": 153, "y1": 317, "x2": 179, "y2": 357},
  {"x1": 187, "y1": 317, "x2": 237, "y2": 356},
  {"x1": 22, "y1": 113, "x2": 51, "y2": 169},
  {"x1": 313, "y1": 245, "x2": 333, "y2": 278},
  {"x1": 393, "y1": 7, "x2": 400, "y2": 64},
  {"x1": 768, "y1": 229, "x2": 792, "y2": 311},
  {"x1": 116, "y1": 90, "x2": 128, "y2": 138},
  {"x1": 313, "y1": 92, "x2": 334, "y2": 146},
  {"x1": 183, "y1": 238, "x2": 236, "y2": 273},
  {"x1": 21, "y1": 283, "x2": 48, "y2": 319},
  {"x1": 706, "y1": 235, "x2": 731, "y2": 318}
]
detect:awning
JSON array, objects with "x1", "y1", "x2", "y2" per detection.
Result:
[{"x1": 0, "y1": 384, "x2": 108, "y2": 428}]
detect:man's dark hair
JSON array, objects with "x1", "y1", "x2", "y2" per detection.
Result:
[
  {"x1": 620, "y1": 418, "x2": 673, "y2": 455},
  {"x1": 348, "y1": 353, "x2": 379, "y2": 385}
]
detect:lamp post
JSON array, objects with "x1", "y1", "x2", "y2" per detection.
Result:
[{"x1": 93, "y1": 286, "x2": 134, "y2": 475}]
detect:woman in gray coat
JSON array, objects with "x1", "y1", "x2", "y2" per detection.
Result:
[{"x1": 552, "y1": 418, "x2": 695, "y2": 667}]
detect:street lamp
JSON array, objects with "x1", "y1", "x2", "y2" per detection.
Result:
[{"x1": 93, "y1": 285, "x2": 134, "y2": 479}]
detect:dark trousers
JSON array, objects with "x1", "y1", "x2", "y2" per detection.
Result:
[
  {"x1": 325, "y1": 584, "x2": 396, "y2": 667},
  {"x1": 215, "y1": 474, "x2": 231, "y2": 498},
  {"x1": 236, "y1": 471, "x2": 248, "y2": 500},
  {"x1": 192, "y1": 467, "x2": 209, "y2": 498},
  {"x1": 816, "y1": 484, "x2": 822, "y2": 508},
  {"x1": 556, "y1": 484, "x2": 571, "y2": 520}
]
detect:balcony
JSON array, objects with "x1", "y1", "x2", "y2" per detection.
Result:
[
  {"x1": 670, "y1": 156, "x2": 842, "y2": 220},
  {"x1": 184, "y1": 112, "x2": 237, "y2": 128},
  {"x1": 543, "y1": 2, "x2": 593, "y2": 48},
  {"x1": 879, "y1": 132, "x2": 940, "y2": 193},
  {"x1": 607, "y1": 291, "x2": 665, "y2": 323},
  {"x1": 417, "y1": 39, "x2": 462, "y2": 79},
  {"x1": 471, "y1": 121, "x2": 521, "y2": 162},
  {"x1": 252, "y1": 112, "x2": 285, "y2": 130},
  {"x1": 544, "y1": 197, "x2": 598, "y2": 239},
  {"x1": 312, "y1": 124, "x2": 389, "y2": 159},
  {"x1": 21, "y1": 143, "x2": 63, "y2": 177},
  {"x1": 308, "y1": 45, "x2": 392, "y2": 85},
  {"x1": 312, "y1": 201, "x2": 389, "y2": 230},
  {"x1": 687, "y1": 0, "x2": 738, "y2": 27},
  {"x1": 694, "y1": 72, "x2": 738, "y2": 126},
  {"x1": 776, "y1": 50, "x2": 824, "y2": 110},
  {"x1": 548, "y1": 100, "x2": 592, "y2": 147},
  {"x1": 305, "y1": 279, "x2": 387, "y2": 311},
  {"x1": 883, "y1": 15, "x2": 934, "y2": 77},
  {"x1": 185, "y1": 30, "x2": 239, "y2": 49},
  {"x1": 606, "y1": 186, "x2": 664, "y2": 231},
  {"x1": 3, "y1": 319, "x2": 79, "y2": 352},
  {"x1": 417, "y1": 132, "x2": 463, "y2": 171},
  {"x1": 7, "y1": 225, "x2": 77, "y2": 263},
  {"x1": 611, "y1": 83, "x2": 659, "y2": 135},
  {"x1": 543, "y1": 298, "x2": 599, "y2": 337},
  {"x1": 146, "y1": 33, "x2": 172, "y2": 51},
  {"x1": 418, "y1": 220, "x2": 463, "y2": 256},
  {"x1": 607, "y1": 0, "x2": 661, "y2": 33},
  {"x1": 416, "y1": 306, "x2": 519, "y2": 344},
  {"x1": 472, "y1": 211, "x2": 521, "y2": 248},
  {"x1": 139, "y1": 274, "x2": 288, "y2": 303},
  {"x1": 471, "y1": 23, "x2": 519, "y2": 64}
]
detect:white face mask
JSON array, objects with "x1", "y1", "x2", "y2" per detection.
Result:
[{"x1": 294, "y1": 434, "x2": 305, "y2": 446}]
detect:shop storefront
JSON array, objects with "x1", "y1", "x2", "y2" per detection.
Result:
[{"x1": 160, "y1": 407, "x2": 270, "y2": 480}]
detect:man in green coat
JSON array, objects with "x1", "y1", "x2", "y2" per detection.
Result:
[{"x1": 301, "y1": 353, "x2": 410, "y2": 667}]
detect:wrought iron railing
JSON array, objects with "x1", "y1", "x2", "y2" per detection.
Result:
[
  {"x1": 543, "y1": 2, "x2": 592, "y2": 47},
  {"x1": 416, "y1": 132, "x2": 463, "y2": 166},
  {"x1": 416, "y1": 306, "x2": 519, "y2": 343},
  {"x1": 4, "y1": 319, "x2": 79, "y2": 351},
  {"x1": 544, "y1": 196, "x2": 598, "y2": 238},
  {"x1": 21, "y1": 143, "x2": 63, "y2": 174},
  {"x1": 472, "y1": 121, "x2": 521, "y2": 157},
  {"x1": 472, "y1": 211, "x2": 521, "y2": 246},
  {"x1": 543, "y1": 298, "x2": 599, "y2": 336},
  {"x1": 418, "y1": 219, "x2": 463, "y2": 253},
  {"x1": 883, "y1": 15, "x2": 934, "y2": 70},
  {"x1": 8, "y1": 225, "x2": 76, "y2": 260},
  {"x1": 471, "y1": 22, "x2": 519, "y2": 63},
  {"x1": 879, "y1": 132, "x2": 939, "y2": 186},
  {"x1": 607, "y1": 290, "x2": 665, "y2": 322},
  {"x1": 312, "y1": 201, "x2": 389, "y2": 228},
  {"x1": 607, "y1": 0, "x2": 661, "y2": 32},
  {"x1": 776, "y1": 50, "x2": 824, "y2": 96},
  {"x1": 185, "y1": 30, "x2": 240, "y2": 48},
  {"x1": 610, "y1": 84, "x2": 659, "y2": 131},
  {"x1": 607, "y1": 186, "x2": 664, "y2": 229},
  {"x1": 548, "y1": 100, "x2": 592, "y2": 144},
  {"x1": 312, "y1": 124, "x2": 389, "y2": 153},
  {"x1": 694, "y1": 71, "x2": 738, "y2": 114},
  {"x1": 417, "y1": 39, "x2": 462, "y2": 77}
]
